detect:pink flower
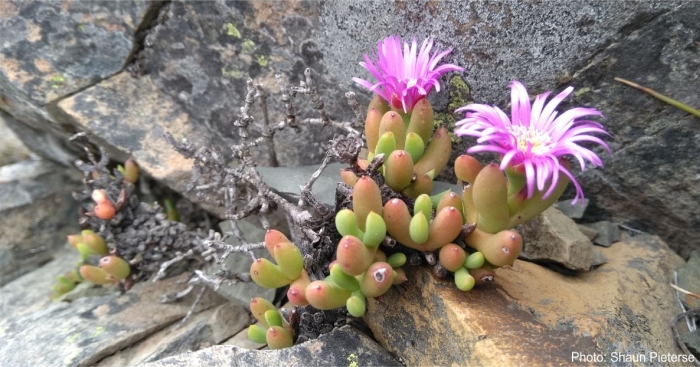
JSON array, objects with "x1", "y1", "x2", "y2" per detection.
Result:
[
  {"x1": 454, "y1": 81, "x2": 610, "y2": 203},
  {"x1": 353, "y1": 35, "x2": 464, "y2": 113}
]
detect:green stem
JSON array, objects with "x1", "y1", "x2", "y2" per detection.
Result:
[{"x1": 615, "y1": 77, "x2": 700, "y2": 119}]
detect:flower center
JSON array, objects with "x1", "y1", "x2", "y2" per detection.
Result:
[
  {"x1": 507, "y1": 126, "x2": 552, "y2": 155},
  {"x1": 406, "y1": 78, "x2": 417, "y2": 88}
]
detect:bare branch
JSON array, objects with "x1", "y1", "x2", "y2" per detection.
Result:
[
  {"x1": 255, "y1": 83, "x2": 279, "y2": 167},
  {"x1": 299, "y1": 151, "x2": 332, "y2": 208},
  {"x1": 176, "y1": 285, "x2": 206, "y2": 327},
  {"x1": 153, "y1": 249, "x2": 194, "y2": 282},
  {"x1": 276, "y1": 73, "x2": 297, "y2": 128},
  {"x1": 293, "y1": 68, "x2": 330, "y2": 126},
  {"x1": 345, "y1": 91, "x2": 364, "y2": 128}
]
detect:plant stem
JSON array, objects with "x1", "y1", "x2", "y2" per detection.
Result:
[{"x1": 614, "y1": 77, "x2": 700, "y2": 119}]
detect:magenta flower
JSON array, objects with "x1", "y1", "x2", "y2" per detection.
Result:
[
  {"x1": 454, "y1": 81, "x2": 610, "y2": 203},
  {"x1": 353, "y1": 35, "x2": 465, "y2": 113}
]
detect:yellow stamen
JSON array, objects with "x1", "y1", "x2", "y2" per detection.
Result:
[{"x1": 508, "y1": 126, "x2": 552, "y2": 155}]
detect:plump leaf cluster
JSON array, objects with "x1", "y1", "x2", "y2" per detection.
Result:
[{"x1": 247, "y1": 93, "x2": 574, "y2": 346}]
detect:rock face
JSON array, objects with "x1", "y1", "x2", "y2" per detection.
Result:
[
  {"x1": 364, "y1": 234, "x2": 686, "y2": 366},
  {"x1": 0, "y1": 159, "x2": 80, "y2": 286},
  {"x1": 0, "y1": 271, "x2": 228, "y2": 367},
  {"x1": 139, "y1": 326, "x2": 402, "y2": 367},
  {"x1": 0, "y1": 113, "x2": 31, "y2": 166},
  {"x1": 0, "y1": 0, "x2": 164, "y2": 165},
  {"x1": 1, "y1": 1, "x2": 698, "y2": 256},
  {"x1": 517, "y1": 207, "x2": 596, "y2": 271}
]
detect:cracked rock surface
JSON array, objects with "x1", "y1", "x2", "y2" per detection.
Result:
[{"x1": 0, "y1": 1, "x2": 698, "y2": 254}]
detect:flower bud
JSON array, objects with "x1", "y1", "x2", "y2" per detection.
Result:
[{"x1": 392, "y1": 267, "x2": 408, "y2": 285}]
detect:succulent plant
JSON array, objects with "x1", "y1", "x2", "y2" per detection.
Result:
[{"x1": 247, "y1": 298, "x2": 294, "y2": 349}]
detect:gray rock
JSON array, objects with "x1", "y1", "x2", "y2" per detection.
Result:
[
  {"x1": 681, "y1": 330, "x2": 700, "y2": 356},
  {"x1": 139, "y1": 326, "x2": 402, "y2": 367},
  {"x1": 577, "y1": 224, "x2": 599, "y2": 240},
  {"x1": 0, "y1": 113, "x2": 31, "y2": 166},
  {"x1": 0, "y1": 0, "x2": 164, "y2": 164},
  {"x1": 0, "y1": 249, "x2": 77, "y2": 332},
  {"x1": 259, "y1": 163, "x2": 463, "y2": 207},
  {"x1": 569, "y1": 1, "x2": 700, "y2": 257},
  {"x1": 1, "y1": 0, "x2": 698, "y2": 257},
  {"x1": 554, "y1": 198, "x2": 589, "y2": 220},
  {"x1": 364, "y1": 234, "x2": 685, "y2": 366},
  {"x1": 677, "y1": 251, "x2": 700, "y2": 309},
  {"x1": 587, "y1": 221, "x2": 621, "y2": 247},
  {"x1": 0, "y1": 159, "x2": 81, "y2": 286},
  {"x1": 590, "y1": 248, "x2": 608, "y2": 267},
  {"x1": 517, "y1": 207, "x2": 594, "y2": 271},
  {"x1": 258, "y1": 164, "x2": 343, "y2": 207},
  {"x1": 0, "y1": 273, "x2": 227, "y2": 367},
  {"x1": 98, "y1": 302, "x2": 250, "y2": 367}
]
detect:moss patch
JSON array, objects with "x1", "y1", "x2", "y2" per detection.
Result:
[
  {"x1": 434, "y1": 75, "x2": 473, "y2": 143},
  {"x1": 225, "y1": 23, "x2": 241, "y2": 38},
  {"x1": 255, "y1": 54, "x2": 268, "y2": 67},
  {"x1": 241, "y1": 39, "x2": 256, "y2": 54}
]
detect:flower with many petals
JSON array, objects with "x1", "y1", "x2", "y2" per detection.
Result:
[
  {"x1": 353, "y1": 35, "x2": 465, "y2": 113},
  {"x1": 454, "y1": 81, "x2": 610, "y2": 203}
]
